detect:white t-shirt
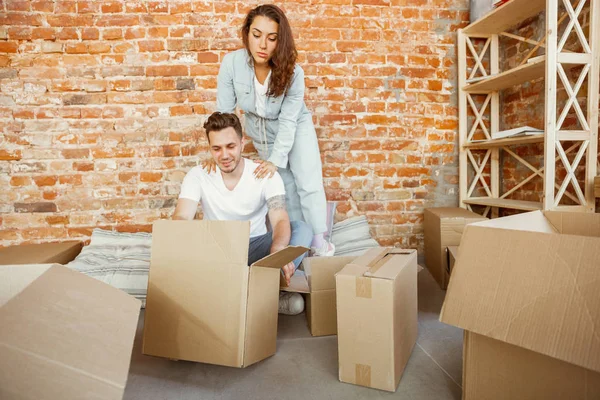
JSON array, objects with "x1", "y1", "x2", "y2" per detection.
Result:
[
  {"x1": 254, "y1": 71, "x2": 271, "y2": 118},
  {"x1": 179, "y1": 158, "x2": 286, "y2": 237}
]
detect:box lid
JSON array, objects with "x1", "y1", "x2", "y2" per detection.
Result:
[
  {"x1": 0, "y1": 264, "x2": 141, "y2": 400},
  {"x1": 425, "y1": 207, "x2": 486, "y2": 220},
  {"x1": 0, "y1": 241, "x2": 83, "y2": 265},
  {"x1": 337, "y1": 247, "x2": 417, "y2": 280},
  {"x1": 303, "y1": 256, "x2": 357, "y2": 291},
  {"x1": 440, "y1": 211, "x2": 600, "y2": 374}
]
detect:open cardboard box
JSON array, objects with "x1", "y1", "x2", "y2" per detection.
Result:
[
  {"x1": 424, "y1": 207, "x2": 486, "y2": 289},
  {"x1": 0, "y1": 263, "x2": 140, "y2": 400},
  {"x1": 336, "y1": 247, "x2": 418, "y2": 392},
  {"x1": 143, "y1": 219, "x2": 308, "y2": 368},
  {"x1": 0, "y1": 241, "x2": 83, "y2": 265},
  {"x1": 440, "y1": 211, "x2": 600, "y2": 399},
  {"x1": 300, "y1": 256, "x2": 358, "y2": 336}
]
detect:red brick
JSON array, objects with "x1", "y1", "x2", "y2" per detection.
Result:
[
  {"x1": 148, "y1": 27, "x2": 169, "y2": 38},
  {"x1": 197, "y1": 52, "x2": 219, "y2": 63},
  {"x1": 125, "y1": 27, "x2": 146, "y2": 39},
  {"x1": 33, "y1": 175, "x2": 58, "y2": 187},
  {"x1": 0, "y1": 149, "x2": 22, "y2": 160},
  {"x1": 10, "y1": 176, "x2": 32, "y2": 186},
  {"x1": 47, "y1": 15, "x2": 93, "y2": 27},
  {"x1": 138, "y1": 40, "x2": 165, "y2": 52},
  {"x1": 0, "y1": 42, "x2": 18, "y2": 53},
  {"x1": 32, "y1": 1, "x2": 54, "y2": 12},
  {"x1": 8, "y1": 27, "x2": 32, "y2": 40},
  {"x1": 170, "y1": 105, "x2": 193, "y2": 116},
  {"x1": 0, "y1": 13, "x2": 43, "y2": 26},
  {"x1": 57, "y1": 28, "x2": 79, "y2": 40},
  {"x1": 147, "y1": 65, "x2": 188, "y2": 77},
  {"x1": 46, "y1": 215, "x2": 70, "y2": 225},
  {"x1": 32, "y1": 28, "x2": 56, "y2": 40},
  {"x1": 101, "y1": 2, "x2": 123, "y2": 13},
  {"x1": 96, "y1": 16, "x2": 141, "y2": 27}
]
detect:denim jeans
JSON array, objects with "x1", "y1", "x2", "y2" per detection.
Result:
[{"x1": 247, "y1": 220, "x2": 313, "y2": 269}]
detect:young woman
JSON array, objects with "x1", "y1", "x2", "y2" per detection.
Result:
[{"x1": 210, "y1": 4, "x2": 334, "y2": 256}]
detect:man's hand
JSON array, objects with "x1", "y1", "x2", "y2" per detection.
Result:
[{"x1": 281, "y1": 262, "x2": 295, "y2": 286}]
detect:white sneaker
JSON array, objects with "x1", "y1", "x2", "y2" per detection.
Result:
[
  {"x1": 310, "y1": 241, "x2": 335, "y2": 257},
  {"x1": 278, "y1": 292, "x2": 304, "y2": 315}
]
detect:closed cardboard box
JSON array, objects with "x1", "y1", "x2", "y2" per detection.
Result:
[
  {"x1": 143, "y1": 220, "x2": 307, "y2": 368},
  {"x1": 424, "y1": 207, "x2": 486, "y2": 289},
  {"x1": 0, "y1": 241, "x2": 83, "y2": 265},
  {"x1": 440, "y1": 211, "x2": 600, "y2": 399},
  {"x1": 303, "y1": 256, "x2": 357, "y2": 336},
  {"x1": 336, "y1": 247, "x2": 418, "y2": 392},
  {"x1": 0, "y1": 264, "x2": 141, "y2": 400}
]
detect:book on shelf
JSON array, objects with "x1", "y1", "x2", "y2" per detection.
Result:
[{"x1": 491, "y1": 126, "x2": 543, "y2": 140}]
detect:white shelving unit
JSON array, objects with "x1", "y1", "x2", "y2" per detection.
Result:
[{"x1": 458, "y1": 0, "x2": 600, "y2": 216}]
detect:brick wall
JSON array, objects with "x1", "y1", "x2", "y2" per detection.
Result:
[{"x1": 0, "y1": 0, "x2": 469, "y2": 250}]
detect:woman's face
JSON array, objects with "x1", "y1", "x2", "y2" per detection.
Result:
[{"x1": 247, "y1": 15, "x2": 278, "y2": 67}]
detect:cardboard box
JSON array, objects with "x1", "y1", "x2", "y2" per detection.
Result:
[
  {"x1": 446, "y1": 245, "x2": 458, "y2": 275},
  {"x1": 143, "y1": 220, "x2": 308, "y2": 368},
  {"x1": 440, "y1": 211, "x2": 600, "y2": 399},
  {"x1": 302, "y1": 256, "x2": 357, "y2": 336},
  {"x1": 0, "y1": 241, "x2": 82, "y2": 265},
  {"x1": 336, "y1": 247, "x2": 418, "y2": 392},
  {"x1": 0, "y1": 264, "x2": 141, "y2": 400},
  {"x1": 424, "y1": 207, "x2": 486, "y2": 289}
]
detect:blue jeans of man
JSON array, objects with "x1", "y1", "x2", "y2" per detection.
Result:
[{"x1": 247, "y1": 220, "x2": 313, "y2": 269}]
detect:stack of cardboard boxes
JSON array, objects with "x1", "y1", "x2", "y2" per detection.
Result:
[
  {"x1": 6, "y1": 207, "x2": 595, "y2": 398},
  {"x1": 0, "y1": 220, "x2": 420, "y2": 397}
]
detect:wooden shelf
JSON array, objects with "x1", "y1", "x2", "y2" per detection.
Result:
[
  {"x1": 595, "y1": 176, "x2": 600, "y2": 198},
  {"x1": 464, "y1": 134, "x2": 544, "y2": 149},
  {"x1": 464, "y1": 57, "x2": 545, "y2": 92},
  {"x1": 463, "y1": 197, "x2": 543, "y2": 211},
  {"x1": 464, "y1": 0, "x2": 546, "y2": 35}
]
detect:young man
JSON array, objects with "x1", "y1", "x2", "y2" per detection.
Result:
[{"x1": 172, "y1": 111, "x2": 311, "y2": 315}]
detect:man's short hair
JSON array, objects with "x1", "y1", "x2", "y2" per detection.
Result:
[{"x1": 203, "y1": 112, "x2": 243, "y2": 142}]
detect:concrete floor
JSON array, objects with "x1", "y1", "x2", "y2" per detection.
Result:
[{"x1": 124, "y1": 268, "x2": 463, "y2": 400}]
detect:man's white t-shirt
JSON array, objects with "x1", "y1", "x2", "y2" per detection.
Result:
[{"x1": 179, "y1": 158, "x2": 285, "y2": 238}]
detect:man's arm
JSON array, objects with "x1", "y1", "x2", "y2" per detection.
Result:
[
  {"x1": 172, "y1": 198, "x2": 199, "y2": 220},
  {"x1": 267, "y1": 195, "x2": 294, "y2": 285},
  {"x1": 267, "y1": 195, "x2": 291, "y2": 252}
]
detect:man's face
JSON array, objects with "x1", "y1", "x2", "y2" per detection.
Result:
[{"x1": 208, "y1": 127, "x2": 244, "y2": 174}]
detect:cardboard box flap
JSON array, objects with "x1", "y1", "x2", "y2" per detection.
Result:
[
  {"x1": 440, "y1": 223, "x2": 600, "y2": 374},
  {"x1": 544, "y1": 211, "x2": 600, "y2": 237},
  {"x1": 153, "y1": 219, "x2": 250, "y2": 265},
  {"x1": 303, "y1": 256, "x2": 357, "y2": 291},
  {"x1": 427, "y1": 207, "x2": 487, "y2": 219},
  {"x1": 280, "y1": 270, "x2": 310, "y2": 293},
  {"x1": 446, "y1": 246, "x2": 458, "y2": 273},
  {"x1": 251, "y1": 245, "x2": 308, "y2": 269},
  {"x1": 364, "y1": 249, "x2": 417, "y2": 280},
  {"x1": 471, "y1": 210, "x2": 558, "y2": 233},
  {"x1": 0, "y1": 241, "x2": 83, "y2": 265},
  {"x1": 0, "y1": 264, "x2": 52, "y2": 307},
  {"x1": 1, "y1": 264, "x2": 140, "y2": 399}
]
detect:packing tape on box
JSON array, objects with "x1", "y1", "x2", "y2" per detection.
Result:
[
  {"x1": 355, "y1": 363, "x2": 372, "y2": 387},
  {"x1": 355, "y1": 276, "x2": 372, "y2": 298}
]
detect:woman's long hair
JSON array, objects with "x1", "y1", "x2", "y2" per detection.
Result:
[{"x1": 241, "y1": 4, "x2": 297, "y2": 98}]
